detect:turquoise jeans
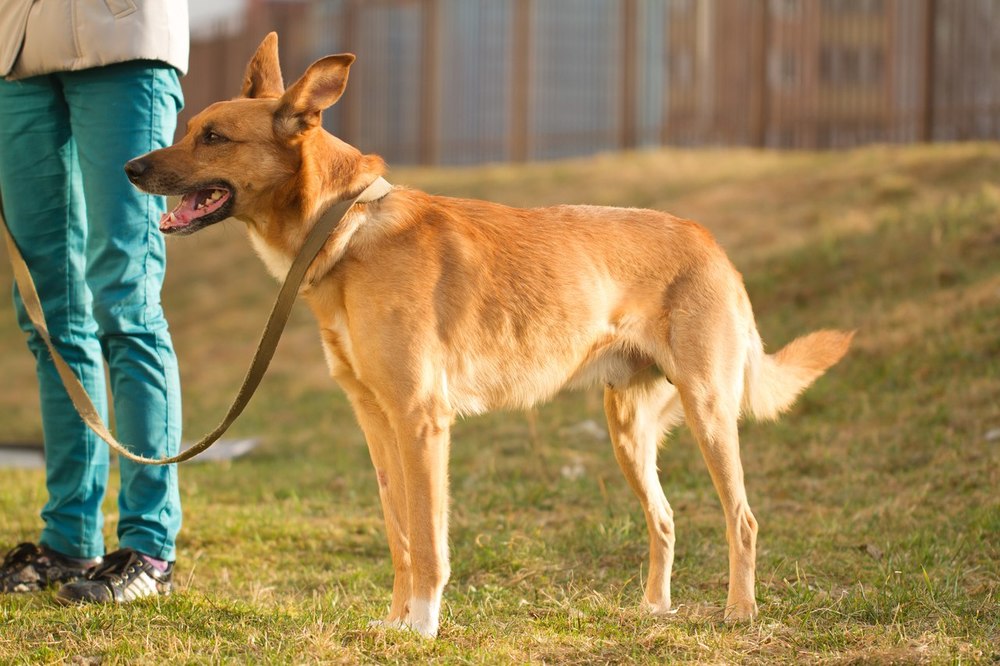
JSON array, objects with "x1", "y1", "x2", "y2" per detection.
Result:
[{"x1": 0, "y1": 62, "x2": 183, "y2": 561}]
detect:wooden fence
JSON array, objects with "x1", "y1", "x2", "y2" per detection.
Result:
[{"x1": 182, "y1": 0, "x2": 1000, "y2": 165}]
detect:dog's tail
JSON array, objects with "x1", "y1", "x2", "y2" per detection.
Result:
[{"x1": 741, "y1": 328, "x2": 853, "y2": 421}]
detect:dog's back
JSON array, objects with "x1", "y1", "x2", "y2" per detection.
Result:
[{"x1": 314, "y1": 188, "x2": 742, "y2": 414}]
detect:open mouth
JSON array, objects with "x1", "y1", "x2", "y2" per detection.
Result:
[{"x1": 159, "y1": 185, "x2": 234, "y2": 235}]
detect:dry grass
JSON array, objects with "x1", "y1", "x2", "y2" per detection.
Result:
[{"x1": 1, "y1": 143, "x2": 998, "y2": 663}]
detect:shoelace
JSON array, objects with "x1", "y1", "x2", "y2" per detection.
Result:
[{"x1": 86, "y1": 549, "x2": 142, "y2": 581}]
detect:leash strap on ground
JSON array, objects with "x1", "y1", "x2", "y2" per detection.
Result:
[{"x1": 0, "y1": 180, "x2": 388, "y2": 466}]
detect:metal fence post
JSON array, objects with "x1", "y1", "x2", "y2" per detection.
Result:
[
  {"x1": 922, "y1": 0, "x2": 937, "y2": 142},
  {"x1": 341, "y1": 0, "x2": 360, "y2": 148},
  {"x1": 511, "y1": 0, "x2": 533, "y2": 162},
  {"x1": 420, "y1": 0, "x2": 442, "y2": 165},
  {"x1": 621, "y1": 0, "x2": 638, "y2": 149},
  {"x1": 751, "y1": 0, "x2": 770, "y2": 147}
]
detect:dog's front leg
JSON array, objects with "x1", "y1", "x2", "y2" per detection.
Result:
[
  {"x1": 341, "y1": 381, "x2": 413, "y2": 626},
  {"x1": 394, "y1": 403, "x2": 453, "y2": 638}
]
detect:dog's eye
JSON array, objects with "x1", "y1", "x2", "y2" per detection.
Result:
[{"x1": 203, "y1": 130, "x2": 228, "y2": 145}]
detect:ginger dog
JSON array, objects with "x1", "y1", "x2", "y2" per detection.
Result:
[{"x1": 125, "y1": 33, "x2": 852, "y2": 637}]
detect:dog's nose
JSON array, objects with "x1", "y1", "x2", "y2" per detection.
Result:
[{"x1": 124, "y1": 158, "x2": 149, "y2": 182}]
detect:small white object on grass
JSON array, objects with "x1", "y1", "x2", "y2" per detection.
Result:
[
  {"x1": 0, "y1": 438, "x2": 260, "y2": 468},
  {"x1": 0, "y1": 445, "x2": 44, "y2": 469},
  {"x1": 180, "y1": 437, "x2": 259, "y2": 463}
]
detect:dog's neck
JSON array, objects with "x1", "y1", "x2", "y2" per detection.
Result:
[
  {"x1": 247, "y1": 174, "x2": 394, "y2": 288},
  {"x1": 244, "y1": 128, "x2": 391, "y2": 284},
  {"x1": 300, "y1": 175, "x2": 394, "y2": 287}
]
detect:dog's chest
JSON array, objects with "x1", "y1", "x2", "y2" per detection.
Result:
[{"x1": 248, "y1": 233, "x2": 294, "y2": 281}]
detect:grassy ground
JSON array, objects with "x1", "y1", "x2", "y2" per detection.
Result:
[{"x1": 0, "y1": 143, "x2": 998, "y2": 664}]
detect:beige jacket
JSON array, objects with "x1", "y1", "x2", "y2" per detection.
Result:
[{"x1": 0, "y1": 0, "x2": 188, "y2": 80}]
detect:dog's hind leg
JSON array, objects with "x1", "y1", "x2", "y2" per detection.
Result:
[
  {"x1": 667, "y1": 295, "x2": 760, "y2": 621},
  {"x1": 340, "y1": 380, "x2": 413, "y2": 626},
  {"x1": 678, "y1": 381, "x2": 759, "y2": 621},
  {"x1": 604, "y1": 375, "x2": 684, "y2": 615}
]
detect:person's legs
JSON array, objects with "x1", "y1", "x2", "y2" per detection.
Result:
[
  {"x1": 0, "y1": 75, "x2": 109, "y2": 561},
  {"x1": 59, "y1": 62, "x2": 184, "y2": 562}
]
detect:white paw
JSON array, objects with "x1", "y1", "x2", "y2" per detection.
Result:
[
  {"x1": 403, "y1": 597, "x2": 441, "y2": 638},
  {"x1": 402, "y1": 617, "x2": 438, "y2": 638}
]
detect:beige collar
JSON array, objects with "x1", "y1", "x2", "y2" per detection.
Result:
[{"x1": 355, "y1": 176, "x2": 393, "y2": 204}]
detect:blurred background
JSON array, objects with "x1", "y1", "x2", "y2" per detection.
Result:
[{"x1": 186, "y1": 0, "x2": 1000, "y2": 164}]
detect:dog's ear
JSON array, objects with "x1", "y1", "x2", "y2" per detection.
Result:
[
  {"x1": 241, "y1": 32, "x2": 284, "y2": 99},
  {"x1": 274, "y1": 54, "x2": 355, "y2": 135}
]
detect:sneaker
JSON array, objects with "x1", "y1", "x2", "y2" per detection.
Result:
[
  {"x1": 0, "y1": 542, "x2": 101, "y2": 593},
  {"x1": 56, "y1": 548, "x2": 172, "y2": 604}
]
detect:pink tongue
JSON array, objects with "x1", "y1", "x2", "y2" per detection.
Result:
[{"x1": 159, "y1": 192, "x2": 201, "y2": 230}]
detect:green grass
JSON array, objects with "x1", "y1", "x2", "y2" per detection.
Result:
[{"x1": 1, "y1": 143, "x2": 998, "y2": 663}]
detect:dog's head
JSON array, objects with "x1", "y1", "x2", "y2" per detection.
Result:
[{"x1": 126, "y1": 32, "x2": 383, "y2": 236}]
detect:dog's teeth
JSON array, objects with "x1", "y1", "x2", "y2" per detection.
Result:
[{"x1": 210, "y1": 190, "x2": 222, "y2": 201}]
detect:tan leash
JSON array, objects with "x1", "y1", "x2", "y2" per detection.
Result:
[{"x1": 0, "y1": 178, "x2": 391, "y2": 466}]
